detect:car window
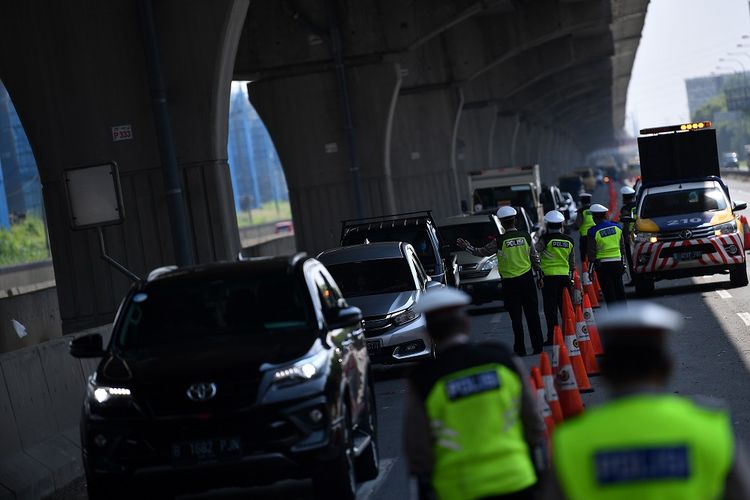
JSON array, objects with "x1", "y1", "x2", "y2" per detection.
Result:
[
  {"x1": 440, "y1": 222, "x2": 498, "y2": 252},
  {"x1": 409, "y1": 250, "x2": 429, "y2": 287},
  {"x1": 116, "y1": 274, "x2": 312, "y2": 349},
  {"x1": 640, "y1": 187, "x2": 727, "y2": 218},
  {"x1": 324, "y1": 258, "x2": 417, "y2": 298},
  {"x1": 342, "y1": 227, "x2": 436, "y2": 264}
]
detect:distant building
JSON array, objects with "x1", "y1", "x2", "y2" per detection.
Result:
[
  {"x1": 686, "y1": 75, "x2": 725, "y2": 117},
  {"x1": 0, "y1": 81, "x2": 42, "y2": 221},
  {"x1": 0, "y1": 159, "x2": 9, "y2": 229},
  {"x1": 227, "y1": 83, "x2": 288, "y2": 215}
]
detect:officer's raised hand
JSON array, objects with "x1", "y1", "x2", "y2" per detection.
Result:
[{"x1": 456, "y1": 238, "x2": 470, "y2": 250}]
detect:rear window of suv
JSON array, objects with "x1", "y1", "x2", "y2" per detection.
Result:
[
  {"x1": 116, "y1": 274, "x2": 312, "y2": 349},
  {"x1": 440, "y1": 223, "x2": 498, "y2": 253},
  {"x1": 325, "y1": 258, "x2": 415, "y2": 298},
  {"x1": 342, "y1": 228, "x2": 435, "y2": 264}
]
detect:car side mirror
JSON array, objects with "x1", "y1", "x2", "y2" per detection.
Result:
[
  {"x1": 329, "y1": 306, "x2": 363, "y2": 328},
  {"x1": 734, "y1": 201, "x2": 747, "y2": 211},
  {"x1": 425, "y1": 280, "x2": 443, "y2": 290},
  {"x1": 621, "y1": 216, "x2": 635, "y2": 224},
  {"x1": 69, "y1": 333, "x2": 105, "y2": 358}
]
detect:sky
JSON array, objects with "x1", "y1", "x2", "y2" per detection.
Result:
[{"x1": 626, "y1": 0, "x2": 750, "y2": 134}]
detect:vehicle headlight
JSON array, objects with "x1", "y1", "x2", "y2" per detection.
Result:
[
  {"x1": 388, "y1": 306, "x2": 419, "y2": 326},
  {"x1": 714, "y1": 221, "x2": 737, "y2": 236},
  {"x1": 271, "y1": 348, "x2": 328, "y2": 385},
  {"x1": 87, "y1": 376, "x2": 132, "y2": 405},
  {"x1": 479, "y1": 257, "x2": 498, "y2": 271},
  {"x1": 635, "y1": 232, "x2": 658, "y2": 243}
]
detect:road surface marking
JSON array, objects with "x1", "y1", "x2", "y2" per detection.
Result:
[
  {"x1": 737, "y1": 312, "x2": 750, "y2": 326},
  {"x1": 358, "y1": 457, "x2": 397, "y2": 499},
  {"x1": 716, "y1": 290, "x2": 733, "y2": 299}
]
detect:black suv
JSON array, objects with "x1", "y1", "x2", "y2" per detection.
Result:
[
  {"x1": 69, "y1": 255, "x2": 378, "y2": 499},
  {"x1": 340, "y1": 211, "x2": 459, "y2": 287}
]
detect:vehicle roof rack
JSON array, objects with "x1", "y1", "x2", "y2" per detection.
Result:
[{"x1": 340, "y1": 211, "x2": 437, "y2": 242}]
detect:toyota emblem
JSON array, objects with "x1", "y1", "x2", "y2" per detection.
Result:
[
  {"x1": 186, "y1": 382, "x2": 217, "y2": 402},
  {"x1": 680, "y1": 229, "x2": 693, "y2": 240}
]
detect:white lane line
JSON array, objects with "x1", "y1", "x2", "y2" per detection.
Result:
[
  {"x1": 358, "y1": 457, "x2": 397, "y2": 499},
  {"x1": 737, "y1": 312, "x2": 750, "y2": 326},
  {"x1": 716, "y1": 290, "x2": 733, "y2": 299}
]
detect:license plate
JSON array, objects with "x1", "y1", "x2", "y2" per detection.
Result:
[
  {"x1": 366, "y1": 340, "x2": 382, "y2": 354},
  {"x1": 171, "y1": 437, "x2": 241, "y2": 463},
  {"x1": 674, "y1": 251, "x2": 701, "y2": 261}
]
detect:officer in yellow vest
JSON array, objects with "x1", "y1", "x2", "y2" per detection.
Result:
[
  {"x1": 574, "y1": 193, "x2": 594, "y2": 262},
  {"x1": 546, "y1": 302, "x2": 750, "y2": 500},
  {"x1": 404, "y1": 287, "x2": 546, "y2": 500},
  {"x1": 586, "y1": 203, "x2": 627, "y2": 305},
  {"x1": 536, "y1": 210, "x2": 575, "y2": 345},
  {"x1": 457, "y1": 206, "x2": 544, "y2": 356}
]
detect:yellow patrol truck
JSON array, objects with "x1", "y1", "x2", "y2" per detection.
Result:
[{"x1": 626, "y1": 121, "x2": 749, "y2": 295}]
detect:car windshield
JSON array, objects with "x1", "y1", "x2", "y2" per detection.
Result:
[
  {"x1": 342, "y1": 228, "x2": 435, "y2": 264},
  {"x1": 325, "y1": 258, "x2": 415, "y2": 297},
  {"x1": 116, "y1": 274, "x2": 312, "y2": 349},
  {"x1": 640, "y1": 187, "x2": 728, "y2": 218},
  {"x1": 440, "y1": 222, "x2": 498, "y2": 252},
  {"x1": 474, "y1": 185, "x2": 534, "y2": 214}
]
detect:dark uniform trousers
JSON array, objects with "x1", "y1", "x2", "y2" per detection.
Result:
[
  {"x1": 578, "y1": 235, "x2": 588, "y2": 263},
  {"x1": 503, "y1": 270, "x2": 544, "y2": 354},
  {"x1": 541, "y1": 275, "x2": 570, "y2": 341},
  {"x1": 596, "y1": 261, "x2": 627, "y2": 305}
]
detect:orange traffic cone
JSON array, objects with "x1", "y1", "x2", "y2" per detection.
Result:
[
  {"x1": 565, "y1": 317, "x2": 593, "y2": 393},
  {"x1": 540, "y1": 352, "x2": 563, "y2": 422},
  {"x1": 562, "y1": 288, "x2": 575, "y2": 327},
  {"x1": 585, "y1": 275, "x2": 600, "y2": 309},
  {"x1": 557, "y1": 343, "x2": 585, "y2": 418},
  {"x1": 552, "y1": 325, "x2": 564, "y2": 375},
  {"x1": 583, "y1": 294, "x2": 604, "y2": 356},
  {"x1": 531, "y1": 367, "x2": 555, "y2": 436},
  {"x1": 575, "y1": 304, "x2": 600, "y2": 376}
]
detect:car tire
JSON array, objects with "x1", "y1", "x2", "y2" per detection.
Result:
[
  {"x1": 730, "y1": 262, "x2": 749, "y2": 287},
  {"x1": 313, "y1": 401, "x2": 357, "y2": 500},
  {"x1": 633, "y1": 276, "x2": 654, "y2": 296},
  {"x1": 356, "y1": 385, "x2": 379, "y2": 482}
]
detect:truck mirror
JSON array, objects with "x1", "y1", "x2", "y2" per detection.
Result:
[{"x1": 734, "y1": 201, "x2": 747, "y2": 211}]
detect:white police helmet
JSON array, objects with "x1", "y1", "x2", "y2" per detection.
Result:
[
  {"x1": 496, "y1": 206, "x2": 518, "y2": 219},
  {"x1": 590, "y1": 203, "x2": 609, "y2": 214},
  {"x1": 415, "y1": 287, "x2": 471, "y2": 315},
  {"x1": 597, "y1": 301, "x2": 683, "y2": 333},
  {"x1": 620, "y1": 186, "x2": 636, "y2": 196},
  {"x1": 544, "y1": 210, "x2": 565, "y2": 224}
]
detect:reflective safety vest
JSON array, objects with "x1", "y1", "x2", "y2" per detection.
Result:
[
  {"x1": 579, "y1": 209, "x2": 595, "y2": 236},
  {"x1": 540, "y1": 233, "x2": 574, "y2": 276},
  {"x1": 553, "y1": 394, "x2": 734, "y2": 500},
  {"x1": 496, "y1": 231, "x2": 532, "y2": 279},
  {"x1": 592, "y1": 223, "x2": 622, "y2": 261},
  {"x1": 424, "y1": 362, "x2": 537, "y2": 499}
]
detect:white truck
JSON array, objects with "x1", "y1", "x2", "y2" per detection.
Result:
[{"x1": 468, "y1": 164, "x2": 543, "y2": 226}]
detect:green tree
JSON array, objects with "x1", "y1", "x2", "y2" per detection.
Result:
[{"x1": 0, "y1": 216, "x2": 50, "y2": 266}]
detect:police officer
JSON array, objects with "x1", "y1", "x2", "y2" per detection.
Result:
[
  {"x1": 574, "y1": 193, "x2": 594, "y2": 262},
  {"x1": 404, "y1": 287, "x2": 547, "y2": 500},
  {"x1": 587, "y1": 204, "x2": 627, "y2": 305},
  {"x1": 457, "y1": 206, "x2": 544, "y2": 356},
  {"x1": 546, "y1": 302, "x2": 750, "y2": 500},
  {"x1": 536, "y1": 210, "x2": 575, "y2": 345},
  {"x1": 619, "y1": 186, "x2": 637, "y2": 285}
]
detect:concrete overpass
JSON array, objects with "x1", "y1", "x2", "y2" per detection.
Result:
[{"x1": 0, "y1": 0, "x2": 648, "y2": 333}]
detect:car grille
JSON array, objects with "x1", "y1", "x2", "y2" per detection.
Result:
[
  {"x1": 139, "y1": 380, "x2": 259, "y2": 418},
  {"x1": 363, "y1": 316, "x2": 392, "y2": 337},
  {"x1": 657, "y1": 227, "x2": 715, "y2": 241},
  {"x1": 460, "y1": 270, "x2": 491, "y2": 279},
  {"x1": 460, "y1": 263, "x2": 478, "y2": 271}
]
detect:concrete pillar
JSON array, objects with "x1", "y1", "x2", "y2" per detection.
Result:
[
  {"x1": 0, "y1": 0, "x2": 247, "y2": 332},
  {"x1": 249, "y1": 62, "x2": 402, "y2": 253}
]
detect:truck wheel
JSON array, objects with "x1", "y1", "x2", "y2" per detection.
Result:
[
  {"x1": 730, "y1": 263, "x2": 749, "y2": 287},
  {"x1": 633, "y1": 276, "x2": 654, "y2": 296}
]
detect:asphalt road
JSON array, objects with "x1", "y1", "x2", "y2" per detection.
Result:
[{"x1": 50, "y1": 178, "x2": 750, "y2": 499}]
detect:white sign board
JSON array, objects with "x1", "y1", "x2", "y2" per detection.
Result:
[
  {"x1": 64, "y1": 163, "x2": 124, "y2": 229},
  {"x1": 111, "y1": 124, "x2": 133, "y2": 142}
]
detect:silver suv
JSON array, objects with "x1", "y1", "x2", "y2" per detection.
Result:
[
  {"x1": 318, "y1": 242, "x2": 440, "y2": 363},
  {"x1": 438, "y1": 215, "x2": 504, "y2": 304}
]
